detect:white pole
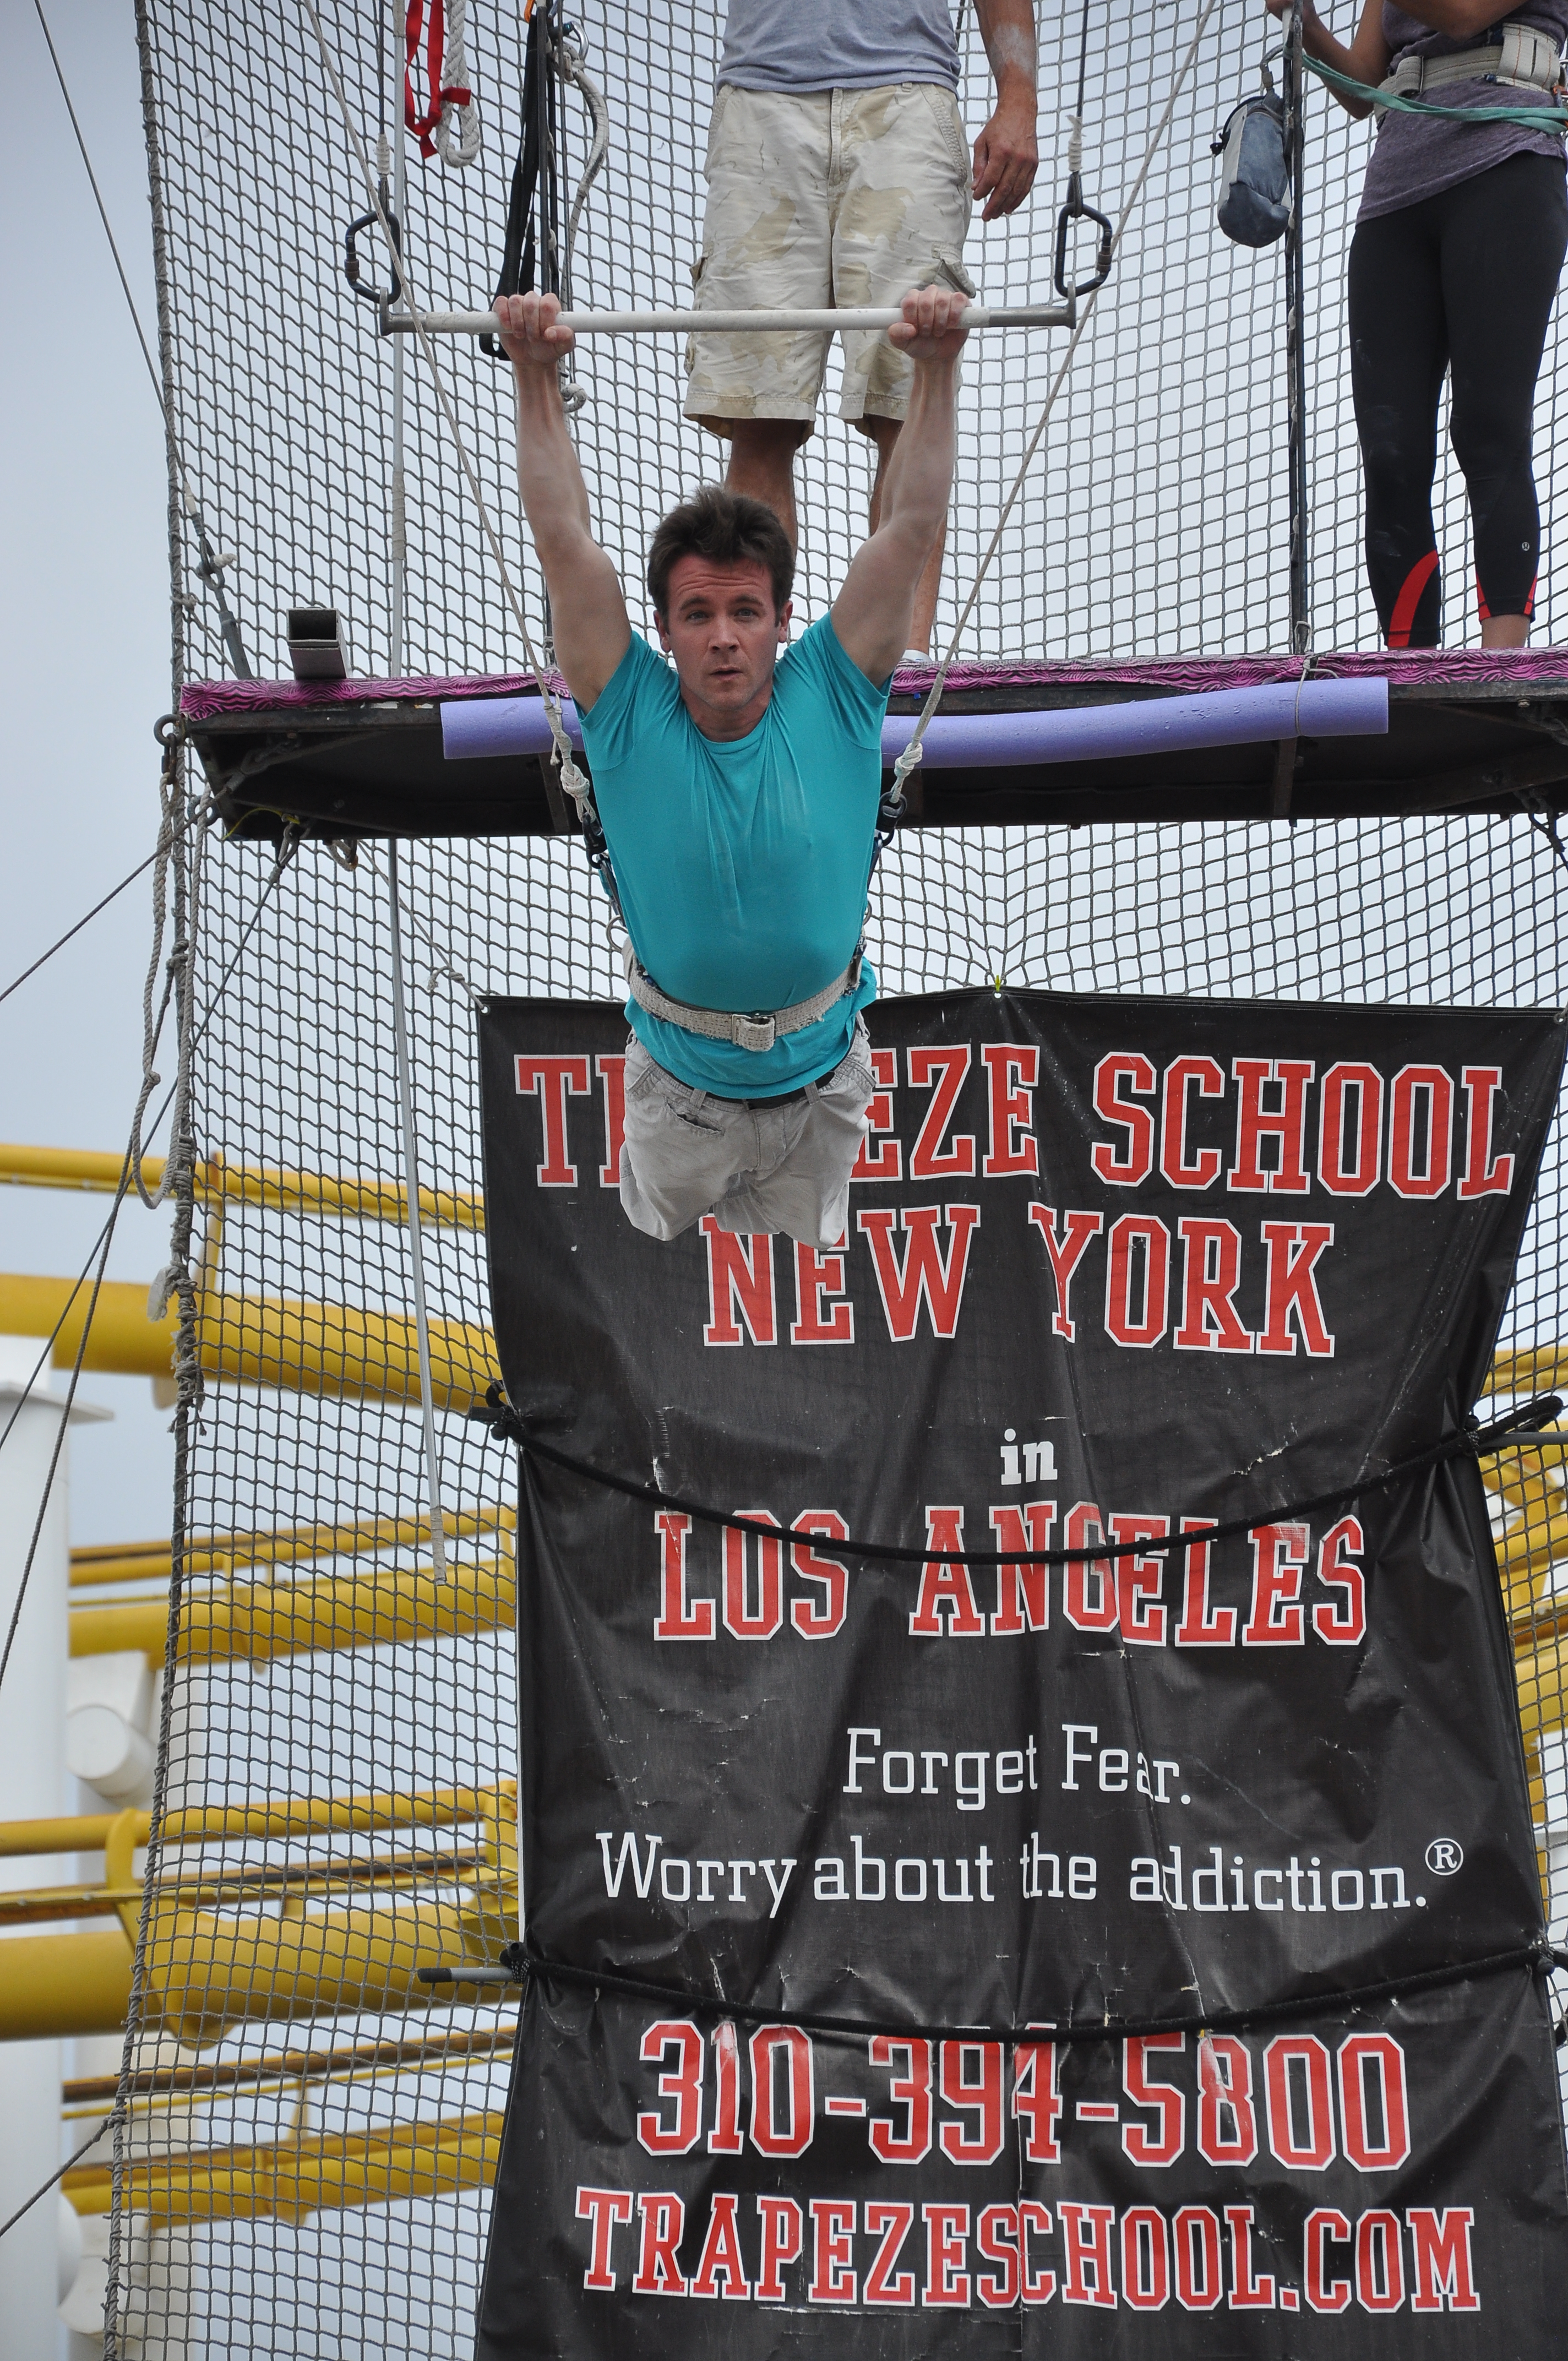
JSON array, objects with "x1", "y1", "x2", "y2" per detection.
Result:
[
  {"x1": 381, "y1": 298, "x2": 1075, "y2": 337},
  {"x1": 0, "y1": 1336, "x2": 109, "y2": 2360},
  {"x1": 386, "y1": 846, "x2": 449, "y2": 1584}
]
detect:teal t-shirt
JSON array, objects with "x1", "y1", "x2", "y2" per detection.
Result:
[{"x1": 577, "y1": 613, "x2": 888, "y2": 1096}]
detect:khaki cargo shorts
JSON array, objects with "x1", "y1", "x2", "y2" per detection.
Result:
[
  {"x1": 685, "y1": 82, "x2": 975, "y2": 438},
  {"x1": 619, "y1": 1017, "x2": 874, "y2": 1248}
]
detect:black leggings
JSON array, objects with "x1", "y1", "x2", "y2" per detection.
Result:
[{"x1": 1348, "y1": 151, "x2": 1567, "y2": 646}]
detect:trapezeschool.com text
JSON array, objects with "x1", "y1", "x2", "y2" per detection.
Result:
[
  {"x1": 567, "y1": 2019, "x2": 1478, "y2": 2314},
  {"x1": 515, "y1": 1046, "x2": 1517, "y2": 1350}
]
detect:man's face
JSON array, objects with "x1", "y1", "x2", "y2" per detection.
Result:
[{"x1": 655, "y1": 555, "x2": 791, "y2": 733}]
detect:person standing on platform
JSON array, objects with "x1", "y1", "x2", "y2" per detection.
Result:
[
  {"x1": 1269, "y1": 1, "x2": 1568, "y2": 647},
  {"x1": 685, "y1": 0, "x2": 1041, "y2": 661},
  {"x1": 496, "y1": 284, "x2": 971, "y2": 1248}
]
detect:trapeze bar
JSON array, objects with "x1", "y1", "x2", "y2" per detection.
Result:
[
  {"x1": 441, "y1": 676, "x2": 1389, "y2": 770},
  {"x1": 382, "y1": 300, "x2": 1075, "y2": 338}
]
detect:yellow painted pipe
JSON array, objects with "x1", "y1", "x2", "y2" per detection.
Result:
[
  {"x1": 0, "y1": 1785, "x2": 515, "y2": 2039},
  {"x1": 0, "y1": 1272, "x2": 178, "y2": 1380},
  {"x1": 140, "y1": 1892, "x2": 514, "y2": 2045},
  {"x1": 0, "y1": 1813, "x2": 133, "y2": 1860},
  {"x1": 0, "y1": 1272, "x2": 497, "y2": 1411},
  {"x1": 0, "y1": 1894, "x2": 513, "y2": 2041},
  {"x1": 0, "y1": 1143, "x2": 483, "y2": 1232},
  {"x1": 63, "y1": 2109, "x2": 505, "y2": 2223},
  {"x1": 71, "y1": 1555, "x2": 515, "y2": 1663},
  {"x1": 69, "y1": 1504, "x2": 515, "y2": 1589},
  {"x1": 0, "y1": 1781, "x2": 514, "y2": 1861},
  {"x1": 0, "y1": 1928, "x2": 137, "y2": 2041},
  {"x1": 194, "y1": 1288, "x2": 496, "y2": 1408}
]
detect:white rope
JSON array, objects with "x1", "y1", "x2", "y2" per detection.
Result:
[
  {"x1": 129, "y1": 774, "x2": 211, "y2": 1211},
  {"x1": 387, "y1": 842, "x2": 450, "y2": 1586},
  {"x1": 890, "y1": 0, "x2": 1225, "y2": 809},
  {"x1": 557, "y1": 25, "x2": 610, "y2": 276},
  {"x1": 433, "y1": 0, "x2": 480, "y2": 168},
  {"x1": 358, "y1": 840, "x2": 487, "y2": 1005},
  {"x1": 300, "y1": 0, "x2": 590, "y2": 819}
]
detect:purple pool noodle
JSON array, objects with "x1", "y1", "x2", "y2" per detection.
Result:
[
  {"x1": 878, "y1": 677, "x2": 1389, "y2": 768},
  {"x1": 442, "y1": 676, "x2": 1387, "y2": 769},
  {"x1": 442, "y1": 695, "x2": 583, "y2": 759}
]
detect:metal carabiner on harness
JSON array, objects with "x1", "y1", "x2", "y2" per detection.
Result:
[{"x1": 1053, "y1": 169, "x2": 1114, "y2": 300}]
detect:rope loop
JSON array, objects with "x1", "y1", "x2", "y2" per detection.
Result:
[{"x1": 433, "y1": 0, "x2": 481, "y2": 167}]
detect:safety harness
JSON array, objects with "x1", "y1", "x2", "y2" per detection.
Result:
[{"x1": 1378, "y1": 21, "x2": 1564, "y2": 106}]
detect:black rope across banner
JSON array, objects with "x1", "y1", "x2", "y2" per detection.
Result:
[
  {"x1": 418, "y1": 1940, "x2": 1568, "y2": 2048},
  {"x1": 469, "y1": 1388, "x2": 1564, "y2": 1570}
]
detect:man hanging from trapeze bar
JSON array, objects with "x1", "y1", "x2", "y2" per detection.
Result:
[
  {"x1": 496, "y1": 283, "x2": 970, "y2": 1250},
  {"x1": 685, "y1": 0, "x2": 1041, "y2": 661}
]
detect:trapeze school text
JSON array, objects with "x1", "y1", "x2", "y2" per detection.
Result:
[
  {"x1": 650, "y1": 1504, "x2": 1368, "y2": 1649},
  {"x1": 513, "y1": 1045, "x2": 1517, "y2": 1212},
  {"x1": 514, "y1": 1043, "x2": 1516, "y2": 1351}
]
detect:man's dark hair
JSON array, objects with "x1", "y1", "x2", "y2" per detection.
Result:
[{"x1": 646, "y1": 485, "x2": 794, "y2": 621}]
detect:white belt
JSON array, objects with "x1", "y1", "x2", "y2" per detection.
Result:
[
  {"x1": 1380, "y1": 23, "x2": 1564, "y2": 105},
  {"x1": 624, "y1": 943, "x2": 862, "y2": 1054}
]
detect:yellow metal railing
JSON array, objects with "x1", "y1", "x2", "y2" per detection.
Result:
[
  {"x1": 0, "y1": 1271, "x2": 497, "y2": 1412},
  {"x1": 63, "y1": 2111, "x2": 505, "y2": 2223},
  {"x1": 62, "y1": 2020, "x2": 517, "y2": 2114},
  {"x1": 69, "y1": 1504, "x2": 515, "y2": 1590},
  {"x1": 70, "y1": 1555, "x2": 514, "y2": 1664},
  {"x1": 1, "y1": 1139, "x2": 497, "y2": 1405},
  {"x1": 0, "y1": 1783, "x2": 518, "y2": 2043},
  {"x1": 0, "y1": 1143, "x2": 483, "y2": 1232}
]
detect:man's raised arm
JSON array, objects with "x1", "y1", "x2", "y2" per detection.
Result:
[
  {"x1": 494, "y1": 293, "x2": 631, "y2": 708},
  {"x1": 831, "y1": 287, "x2": 970, "y2": 687}
]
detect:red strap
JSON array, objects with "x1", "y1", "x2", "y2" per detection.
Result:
[{"x1": 404, "y1": 0, "x2": 445, "y2": 160}]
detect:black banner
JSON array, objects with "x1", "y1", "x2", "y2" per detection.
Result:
[{"x1": 475, "y1": 987, "x2": 1568, "y2": 2354}]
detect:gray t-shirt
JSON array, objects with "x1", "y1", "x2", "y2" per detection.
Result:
[
  {"x1": 717, "y1": 0, "x2": 961, "y2": 94},
  {"x1": 1359, "y1": 4, "x2": 1567, "y2": 220}
]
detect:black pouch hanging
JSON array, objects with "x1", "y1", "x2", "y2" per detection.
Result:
[{"x1": 1213, "y1": 91, "x2": 1290, "y2": 246}]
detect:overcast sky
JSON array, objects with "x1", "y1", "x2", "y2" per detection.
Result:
[{"x1": 2, "y1": 0, "x2": 182, "y2": 1541}]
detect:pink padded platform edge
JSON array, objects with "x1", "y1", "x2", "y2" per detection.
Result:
[{"x1": 178, "y1": 644, "x2": 1568, "y2": 722}]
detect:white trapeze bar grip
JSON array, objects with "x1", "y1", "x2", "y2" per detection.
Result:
[
  {"x1": 440, "y1": 677, "x2": 1389, "y2": 771},
  {"x1": 385, "y1": 300, "x2": 1075, "y2": 337}
]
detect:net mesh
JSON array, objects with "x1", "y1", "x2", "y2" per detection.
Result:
[{"x1": 89, "y1": 0, "x2": 1568, "y2": 2351}]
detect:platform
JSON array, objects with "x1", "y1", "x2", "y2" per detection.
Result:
[{"x1": 179, "y1": 648, "x2": 1568, "y2": 841}]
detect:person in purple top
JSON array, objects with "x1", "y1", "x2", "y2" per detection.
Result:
[{"x1": 1269, "y1": 2, "x2": 1567, "y2": 646}]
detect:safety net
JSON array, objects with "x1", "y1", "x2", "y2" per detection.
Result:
[{"x1": 88, "y1": 0, "x2": 1568, "y2": 2352}]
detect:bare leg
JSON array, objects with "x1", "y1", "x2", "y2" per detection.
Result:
[
  {"x1": 1480, "y1": 614, "x2": 1529, "y2": 648},
  {"x1": 866, "y1": 416, "x2": 945, "y2": 657},
  {"x1": 723, "y1": 419, "x2": 811, "y2": 553}
]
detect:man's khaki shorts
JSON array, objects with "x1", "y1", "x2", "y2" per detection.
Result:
[
  {"x1": 684, "y1": 83, "x2": 975, "y2": 438},
  {"x1": 618, "y1": 1018, "x2": 874, "y2": 1248}
]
